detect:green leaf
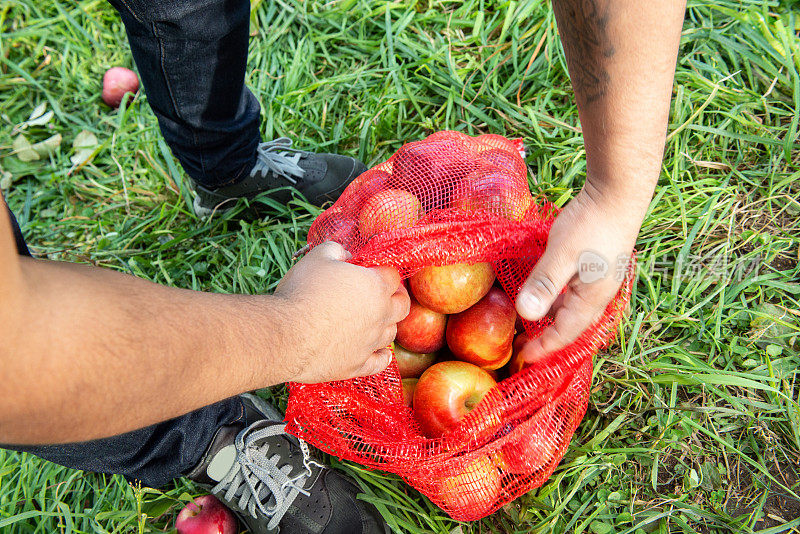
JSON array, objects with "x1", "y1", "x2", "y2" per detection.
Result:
[
  {"x1": 590, "y1": 521, "x2": 615, "y2": 534},
  {"x1": 766, "y1": 344, "x2": 783, "y2": 357}
]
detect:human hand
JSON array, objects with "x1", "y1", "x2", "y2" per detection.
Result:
[
  {"x1": 515, "y1": 184, "x2": 643, "y2": 363},
  {"x1": 275, "y1": 241, "x2": 410, "y2": 383}
]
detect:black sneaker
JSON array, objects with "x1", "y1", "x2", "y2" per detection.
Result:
[
  {"x1": 186, "y1": 394, "x2": 389, "y2": 534},
  {"x1": 193, "y1": 138, "x2": 367, "y2": 216}
]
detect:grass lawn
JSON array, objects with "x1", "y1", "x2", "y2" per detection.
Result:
[{"x1": 1, "y1": 0, "x2": 799, "y2": 532}]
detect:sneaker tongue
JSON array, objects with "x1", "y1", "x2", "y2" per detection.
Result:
[{"x1": 207, "y1": 444, "x2": 237, "y2": 482}]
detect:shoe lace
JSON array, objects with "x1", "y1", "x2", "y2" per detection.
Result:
[
  {"x1": 252, "y1": 138, "x2": 306, "y2": 185},
  {"x1": 212, "y1": 421, "x2": 324, "y2": 530}
]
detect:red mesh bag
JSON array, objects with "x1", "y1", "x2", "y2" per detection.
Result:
[{"x1": 286, "y1": 131, "x2": 634, "y2": 520}]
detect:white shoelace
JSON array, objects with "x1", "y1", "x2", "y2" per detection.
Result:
[
  {"x1": 251, "y1": 138, "x2": 306, "y2": 185},
  {"x1": 212, "y1": 421, "x2": 323, "y2": 530}
]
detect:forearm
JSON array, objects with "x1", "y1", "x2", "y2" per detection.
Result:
[
  {"x1": 553, "y1": 0, "x2": 685, "y2": 215},
  {"x1": 0, "y1": 257, "x2": 303, "y2": 445}
]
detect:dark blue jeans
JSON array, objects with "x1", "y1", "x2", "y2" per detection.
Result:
[
  {"x1": 107, "y1": 0, "x2": 262, "y2": 188},
  {"x1": 2, "y1": 0, "x2": 264, "y2": 487}
]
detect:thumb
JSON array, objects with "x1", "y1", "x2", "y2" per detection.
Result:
[
  {"x1": 315, "y1": 240, "x2": 352, "y2": 261},
  {"x1": 353, "y1": 348, "x2": 393, "y2": 378},
  {"x1": 516, "y1": 248, "x2": 575, "y2": 321}
]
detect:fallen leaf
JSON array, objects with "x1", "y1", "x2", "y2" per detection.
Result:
[
  {"x1": 13, "y1": 135, "x2": 38, "y2": 162},
  {"x1": 70, "y1": 130, "x2": 99, "y2": 166},
  {"x1": 33, "y1": 134, "x2": 62, "y2": 157}
]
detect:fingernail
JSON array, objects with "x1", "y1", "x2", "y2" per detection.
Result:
[{"x1": 517, "y1": 292, "x2": 544, "y2": 320}]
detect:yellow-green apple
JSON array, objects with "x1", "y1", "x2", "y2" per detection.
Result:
[
  {"x1": 451, "y1": 170, "x2": 532, "y2": 221},
  {"x1": 401, "y1": 378, "x2": 417, "y2": 408},
  {"x1": 393, "y1": 342, "x2": 437, "y2": 379},
  {"x1": 358, "y1": 189, "x2": 422, "y2": 238},
  {"x1": 413, "y1": 361, "x2": 498, "y2": 438},
  {"x1": 175, "y1": 495, "x2": 237, "y2": 534},
  {"x1": 409, "y1": 262, "x2": 495, "y2": 314},
  {"x1": 446, "y1": 287, "x2": 516, "y2": 370},
  {"x1": 395, "y1": 295, "x2": 447, "y2": 353},
  {"x1": 435, "y1": 454, "x2": 501, "y2": 517}
]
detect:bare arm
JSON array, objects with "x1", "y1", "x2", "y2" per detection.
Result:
[
  {"x1": 516, "y1": 1, "x2": 685, "y2": 357},
  {"x1": 0, "y1": 196, "x2": 407, "y2": 445}
]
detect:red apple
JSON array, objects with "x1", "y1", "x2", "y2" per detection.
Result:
[
  {"x1": 176, "y1": 495, "x2": 237, "y2": 534},
  {"x1": 102, "y1": 67, "x2": 139, "y2": 108},
  {"x1": 391, "y1": 140, "x2": 475, "y2": 210},
  {"x1": 435, "y1": 454, "x2": 501, "y2": 517},
  {"x1": 402, "y1": 378, "x2": 418, "y2": 408},
  {"x1": 477, "y1": 148, "x2": 527, "y2": 179},
  {"x1": 493, "y1": 407, "x2": 558, "y2": 474},
  {"x1": 475, "y1": 134, "x2": 525, "y2": 158},
  {"x1": 409, "y1": 262, "x2": 495, "y2": 314},
  {"x1": 395, "y1": 295, "x2": 447, "y2": 353},
  {"x1": 508, "y1": 331, "x2": 550, "y2": 375},
  {"x1": 358, "y1": 189, "x2": 422, "y2": 238},
  {"x1": 413, "y1": 361, "x2": 498, "y2": 438},
  {"x1": 446, "y1": 287, "x2": 516, "y2": 370},
  {"x1": 451, "y1": 170, "x2": 532, "y2": 221},
  {"x1": 393, "y1": 342, "x2": 437, "y2": 379}
]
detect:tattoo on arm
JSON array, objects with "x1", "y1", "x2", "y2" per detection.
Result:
[{"x1": 552, "y1": 0, "x2": 615, "y2": 104}]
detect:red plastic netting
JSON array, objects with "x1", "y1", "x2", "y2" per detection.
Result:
[{"x1": 285, "y1": 131, "x2": 633, "y2": 520}]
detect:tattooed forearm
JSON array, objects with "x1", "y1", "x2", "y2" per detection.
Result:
[{"x1": 552, "y1": 0, "x2": 615, "y2": 104}]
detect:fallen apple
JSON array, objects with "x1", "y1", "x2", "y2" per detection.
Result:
[
  {"x1": 357, "y1": 188, "x2": 422, "y2": 239},
  {"x1": 413, "y1": 360, "x2": 498, "y2": 438},
  {"x1": 446, "y1": 287, "x2": 516, "y2": 370},
  {"x1": 395, "y1": 294, "x2": 447, "y2": 353},
  {"x1": 102, "y1": 67, "x2": 139, "y2": 108},
  {"x1": 409, "y1": 262, "x2": 495, "y2": 314},
  {"x1": 435, "y1": 454, "x2": 501, "y2": 517},
  {"x1": 393, "y1": 342, "x2": 437, "y2": 379},
  {"x1": 176, "y1": 495, "x2": 237, "y2": 534}
]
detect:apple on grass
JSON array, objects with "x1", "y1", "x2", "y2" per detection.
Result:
[
  {"x1": 435, "y1": 454, "x2": 501, "y2": 517},
  {"x1": 409, "y1": 262, "x2": 495, "y2": 314},
  {"x1": 102, "y1": 67, "x2": 139, "y2": 108},
  {"x1": 357, "y1": 189, "x2": 422, "y2": 239},
  {"x1": 176, "y1": 495, "x2": 237, "y2": 534},
  {"x1": 395, "y1": 294, "x2": 447, "y2": 353},
  {"x1": 412, "y1": 361, "x2": 498, "y2": 438},
  {"x1": 446, "y1": 287, "x2": 517, "y2": 370},
  {"x1": 401, "y1": 378, "x2": 418, "y2": 408},
  {"x1": 393, "y1": 342, "x2": 436, "y2": 379}
]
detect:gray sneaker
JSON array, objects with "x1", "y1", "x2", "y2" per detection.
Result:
[
  {"x1": 193, "y1": 138, "x2": 367, "y2": 217},
  {"x1": 186, "y1": 394, "x2": 389, "y2": 534}
]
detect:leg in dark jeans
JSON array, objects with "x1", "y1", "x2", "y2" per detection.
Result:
[
  {"x1": 107, "y1": 0, "x2": 261, "y2": 189},
  {"x1": 5, "y1": 397, "x2": 243, "y2": 488}
]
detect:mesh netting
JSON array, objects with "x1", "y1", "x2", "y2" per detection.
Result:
[{"x1": 286, "y1": 131, "x2": 634, "y2": 521}]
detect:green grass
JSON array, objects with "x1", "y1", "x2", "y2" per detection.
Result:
[{"x1": 1, "y1": 0, "x2": 799, "y2": 532}]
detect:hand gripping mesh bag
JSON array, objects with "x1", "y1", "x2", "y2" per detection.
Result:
[{"x1": 285, "y1": 131, "x2": 634, "y2": 520}]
